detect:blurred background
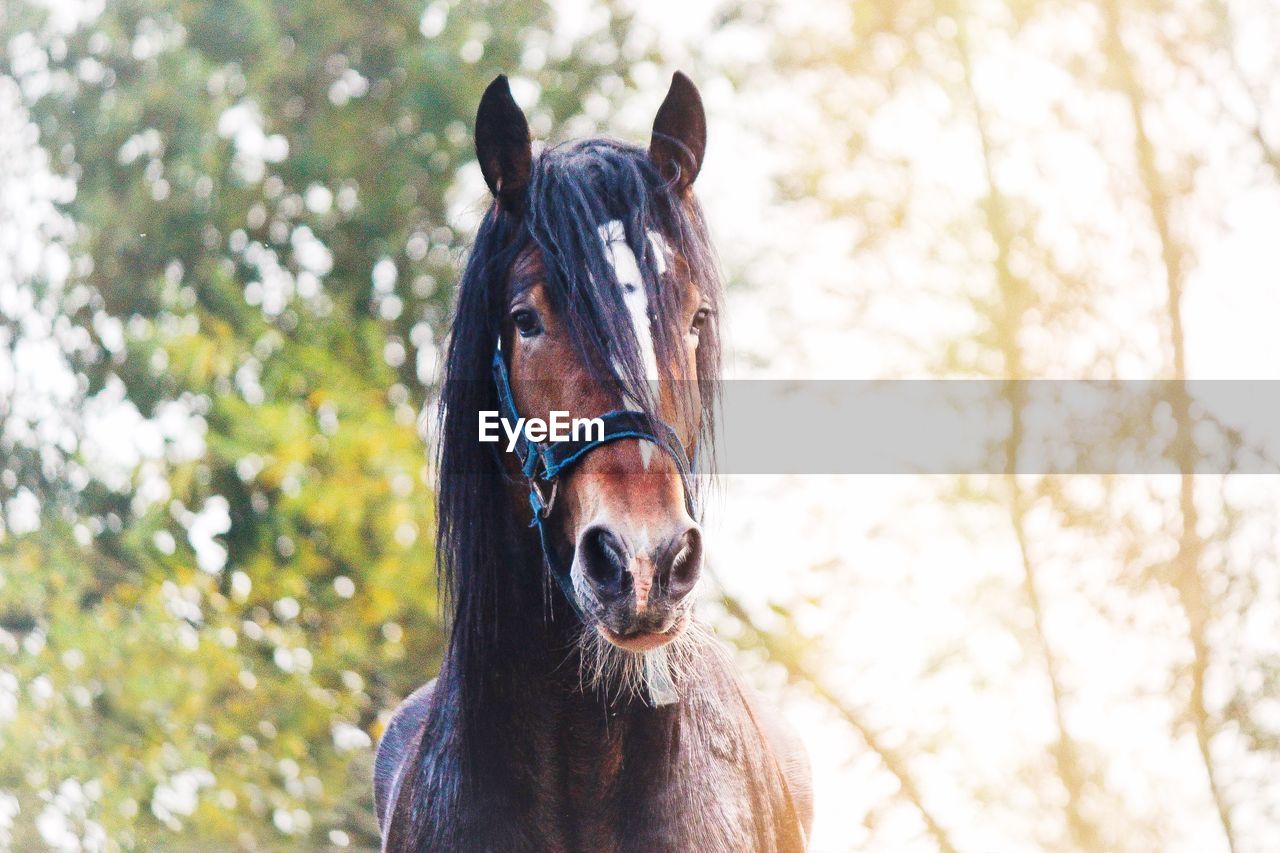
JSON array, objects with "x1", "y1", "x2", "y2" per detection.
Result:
[{"x1": 3, "y1": 0, "x2": 1280, "y2": 849}]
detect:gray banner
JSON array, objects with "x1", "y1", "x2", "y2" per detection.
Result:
[{"x1": 700, "y1": 380, "x2": 1280, "y2": 474}]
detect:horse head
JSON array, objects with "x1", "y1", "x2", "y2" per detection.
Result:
[{"x1": 466, "y1": 72, "x2": 720, "y2": 673}]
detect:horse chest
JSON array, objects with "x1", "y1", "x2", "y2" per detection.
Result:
[
  {"x1": 541, "y1": 700, "x2": 759, "y2": 852},
  {"x1": 383, "y1": 665, "x2": 806, "y2": 852}
]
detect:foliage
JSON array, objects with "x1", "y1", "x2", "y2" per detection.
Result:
[{"x1": 0, "y1": 0, "x2": 650, "y2": 846}]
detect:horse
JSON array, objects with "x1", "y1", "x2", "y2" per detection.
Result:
[{"x1": 374, "y1": 71, "x2": 812, "y2": 852}]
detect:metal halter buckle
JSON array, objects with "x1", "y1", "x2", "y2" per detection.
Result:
[{"x1": 529, "y1": 476, "x2": 558, "y2": 518}]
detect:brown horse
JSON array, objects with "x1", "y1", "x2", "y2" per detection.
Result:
[{"x1": 374, "y1": 72, "x2": 812, "y2": 851}]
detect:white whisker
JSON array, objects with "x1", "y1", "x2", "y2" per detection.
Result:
[{"x1": 573, "y1": 617, "x2": 722, "y2": 706}]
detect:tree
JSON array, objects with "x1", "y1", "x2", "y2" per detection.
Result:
[{"x1": 722, "y1": 0, "x2": 1280, "y2": 848}]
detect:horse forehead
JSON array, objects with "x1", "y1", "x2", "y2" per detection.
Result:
[
  {"x1": 597, "y1": 219, "x2": 664, "y2": 469},
  {"x1": 597, "y1": 220, "x2": 669, "y2": 284}
]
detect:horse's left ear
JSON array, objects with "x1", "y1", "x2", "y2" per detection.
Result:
[
  {"x1": 475, "y1": 75, "x2": 532, "y2": 211},
  {"x1": 649, "y1": 71, "x2": 706, "y2": 193}
]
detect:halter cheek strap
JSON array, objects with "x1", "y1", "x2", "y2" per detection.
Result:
[{"x1": 491, "y1": 348, "x2": 698, "y2": 620}]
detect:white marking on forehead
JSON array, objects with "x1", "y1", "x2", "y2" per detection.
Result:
[{"x1": 599, "y1": 220, "x2": 666, "y2": 470}]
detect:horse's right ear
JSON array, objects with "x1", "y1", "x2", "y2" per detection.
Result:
[{"x1": 475, "y1": 75, "x2": 532, "y2": 211}]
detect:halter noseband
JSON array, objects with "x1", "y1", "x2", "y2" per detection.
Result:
[{"x1": 491, "y1": 347, "x2": 698, "y2": 620}]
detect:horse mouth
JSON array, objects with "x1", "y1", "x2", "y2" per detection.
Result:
[{"x1": 597, "y1": 612, "x2": 689, "y2": 652}]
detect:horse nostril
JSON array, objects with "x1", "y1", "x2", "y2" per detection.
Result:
[
  {"x1": 579, "y1": 525, "x2": 629, "y2": 594},
  {"x1": 660, "y1": 527, "x2": 702, "y2": 601}
]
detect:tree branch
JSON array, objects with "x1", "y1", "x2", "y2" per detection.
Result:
[
  {"x1": 1099, "y1": 4, "x2": 1237, "y2": 849},
  {"x1": 713, "y1": 584, "x2": 958, "y2": 853},
  {"x1": 953, "y1": 18, "x2": 1102, "y2": 850}
]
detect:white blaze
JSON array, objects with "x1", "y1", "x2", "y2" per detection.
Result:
[{"x1": 599, "y1": 220, "x2": 667, "y2": 469}]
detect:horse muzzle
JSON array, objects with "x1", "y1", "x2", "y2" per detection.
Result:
[
  {"x1": 597, "y1": 611, "x2": 691, "y2": 652},
  {"x1": 573, "y1": 520, "x2": 702, "y2": 648}
]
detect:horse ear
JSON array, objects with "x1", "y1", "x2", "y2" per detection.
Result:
[
  {"x1": 475, "y1": 75, "x2": 532, "y2": 210},
  {"x1": 649, "y1": 71, "x2": 706, "y2": 193}
]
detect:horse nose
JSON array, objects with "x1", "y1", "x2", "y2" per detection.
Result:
[
  {"x1": 650, "y1": 525, "x2": 702, "y2": 607},
  {"x1": 578, "y1": 525, "x2": 629, "y2": 596},
  {"x1": 577, "y1": 523, "x2": 702, "y2": 611}
]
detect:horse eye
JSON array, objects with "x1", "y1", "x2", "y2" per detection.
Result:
[
  {"x1": 511, "y1": 308, "x2": 543, "y2": 338},
  {"x1": 690, "y1": 308, "x2": 711, "y2": 335}
]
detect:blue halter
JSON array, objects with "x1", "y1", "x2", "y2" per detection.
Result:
[{"x1": 491, "y1": 348, "x2": 698, "y2": 620}]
